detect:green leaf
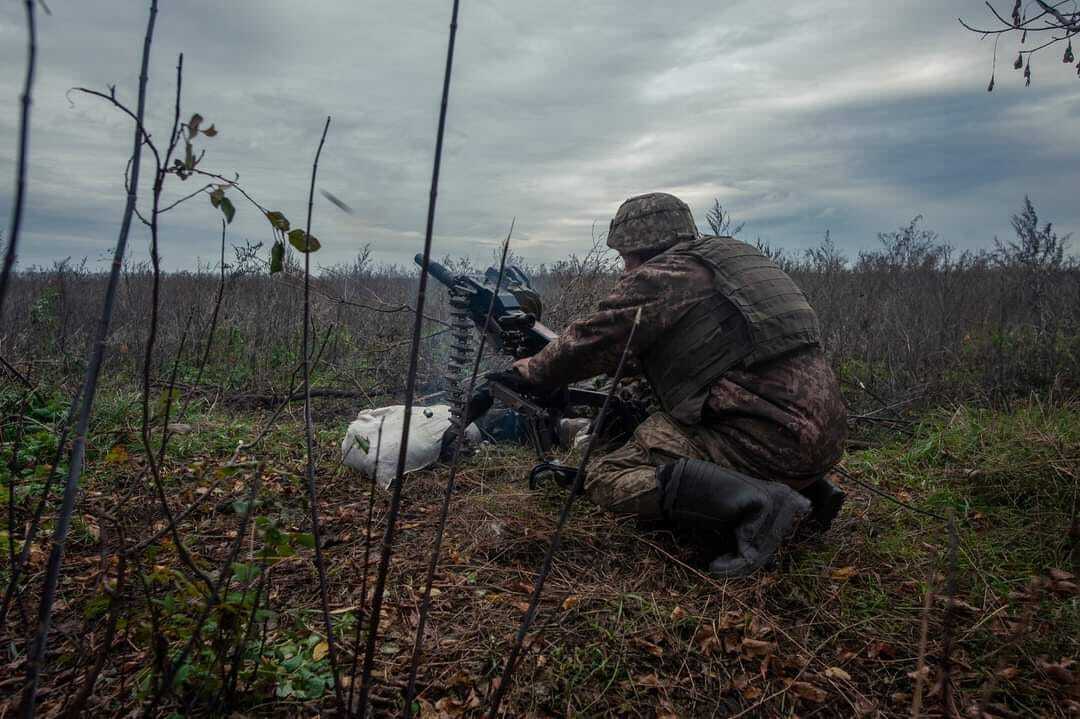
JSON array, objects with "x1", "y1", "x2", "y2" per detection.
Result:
[
  {"x1": 209, "y1": 187, "x2": 225, "y2": 208},
  {"x1": 292, "y1": 532, "x2": 316, "y2": 549},
  {"x1": 231, "y1": 562, "x2": 261, "y2": 582},
  {"x1": 184, "y1": 141, "x2": 194, "y2": 171},
  {"x1": 155, "y1": 388, "x2": 181, "y2": 417},
  {"x1": 220, "y1": 197, "x2": 236, "y2": 224},
  {"x1": 202, "y1": 124, "x2": 217, "y2": 137},
  {"x1": 350, "y1": 434, "x2": 370, "y2": 455},
  {"x1": 270, "y1": 241, "x2": 285, "y2": 274},
  {"x1": 188, "y1": 113, "x2": 203, "y2": 139},
  {"x1": 287, "y1": 228, "x2": 321, "y2": 253},
  {"x1": 266, "y1": 211, "x2": 290, "y2": 232}
]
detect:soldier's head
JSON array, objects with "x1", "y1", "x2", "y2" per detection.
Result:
[{"x1": 606, "y1": 192, "x2": 698, "y2": 266}]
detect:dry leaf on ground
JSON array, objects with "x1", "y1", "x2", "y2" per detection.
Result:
[
  {"x1": 824, "y1": 666, "x2": 852, "y2": 681},
  {"x1": 788, "y1": 680, "x2": 828, "y2": 703}
]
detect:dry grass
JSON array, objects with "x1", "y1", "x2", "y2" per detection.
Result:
[{"x1": 2, "y1": 394, "x2": 1075, "y2": 717}]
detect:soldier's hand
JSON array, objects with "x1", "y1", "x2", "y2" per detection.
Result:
[
  {"x1": 511, "y1": 357, "x2": 533, "y2": 382},
  {"x1": 485, "y1": 368, "x2": 536, "y2": 392}
]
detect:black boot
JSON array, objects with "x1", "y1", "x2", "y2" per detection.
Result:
[
  {"x1": 656, "y1": 459, "x2": 811, "y2": 578},
  {"x1": 798, "y1": 475, "x2": 846, "y2": 531}
]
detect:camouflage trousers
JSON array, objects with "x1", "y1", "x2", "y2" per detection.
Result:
[{"x1": 585, "y1": 411, "x2": 835, "y2": 520}]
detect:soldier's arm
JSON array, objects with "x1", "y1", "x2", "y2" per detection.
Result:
[{"x1": 524, "y1": 253, "x2": 712, "y2": 387}]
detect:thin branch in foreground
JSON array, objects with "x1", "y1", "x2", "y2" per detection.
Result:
[
  {"x1": 347, "y1": 417, "x2": 384, "y2": 712},
  {"x1": 937, "y1": 517, "x2": 961, "y2": 717},
  {"x1": 0, "y1": 397, "x2": 77, "y2": 629},
  {"x1": 0, "y1": 0, "x2": 38, "y2": 319},
  {"x1": 355, "y1": 1, "x2": 462, "y2": 715},
  {"x1": 910, "y1": 550, "x2": 937, "y2": 717},
  {"x1": 143, "y1": 466, "x2": 263, "y2": 716},
  {"x1": 487, "y1": 307, "x2": 643, "y2": 718},
  {"x1": 403, "y1": 220, "x2": 514, "y2": 715},
  {"x1": 19, "y1": 1, "x2": 159, "y2": 716},
  {"x1": 299, "y1": 115, "x2": 345, "y2": 712}
]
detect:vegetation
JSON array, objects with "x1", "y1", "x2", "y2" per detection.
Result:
[
  {"x1": 1, "y1": 379, "x2": 1077, "y2": 716},
  {"x1": 1, "y1": 0, "x2": 1077, "y2": 715},
  {"x1": 2, "y1": 198, "x2": 1079, "y2": 716}
]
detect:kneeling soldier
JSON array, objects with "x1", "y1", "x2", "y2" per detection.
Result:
[{"x1": 511, "y1": 192, "x2": 848, "y2": 577}]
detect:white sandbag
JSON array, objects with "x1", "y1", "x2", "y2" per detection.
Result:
[{"x1": 341, "y1": 404, "x2": 479, "y2": 489}]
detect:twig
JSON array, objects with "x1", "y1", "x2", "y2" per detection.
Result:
[
  {"x1": 834, "y1": 466, "x2": 949, "y2": 522},
  {"x1": 0, "y1": 395, "x2": 77, "y2": 628},
  {"x1": 134, "y1": 54, "x2": 217, "y2": 598},
  {"x1": 404, "y1": 219, "x2": 514, "y2": 716},
  {"x1": 1034, "y1": 0, "x2": 1080, "y2": 32},
  {"x1": 910, "y1": 553, "x2": 937, "y2": 717},
  {"x1": 0, "y1": 0, "x2": 37, "y2": 319},
  {"x1": 143, "y1": 466, "x2": 262, "y2": 716},
  {"x1": 0, "y1": 355, "x2": 33, "y2": 389},
  {"x1": 299, "y1": 115, "x2": 344, "y2": 712},
  {"x1": 220, "y1": 557, "x2": 270, "y2": 711},
  {"x1": 60, "y1": 522, "x2": 127, "y2": 719},
  {"x1": 4, "y1": 390, "x2": 35, "y2": 626},
  {"x1": 232, "y1": 324, "x2": 335, "y2": 457},
  {"x1": 354, "y1": 1, "x2": 463, "y2": 716},
  {"x1": 347, "y1": 417, "x2": 384, "y2": 712},
  {"x1": 156, "y1": 182, "x2": 215, "y2": 214},
  {"x1": 171, "y1": 218, "x2": 229, "y2": 423},
  {"x1": 18, "y1": 3, "x2": 158, "y2": 715},
  {"x1": 938, "y1": 517, "x2": 961, "y2": 718},
  {"x1": 486, "y1": 307, "x2": 643, "y2": 718}
]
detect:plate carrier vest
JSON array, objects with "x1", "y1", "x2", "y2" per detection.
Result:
[{"x1": 641, "y1": 235, "x2": 822, "y2": 423}]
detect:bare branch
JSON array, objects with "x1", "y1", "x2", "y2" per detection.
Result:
[
  {"x1": 0, "y1": 0, "x2": 38, "y2": 322},
  {"x1": 403, "y1": 219, "x2": 515, "y2": 715},
  {"x1": 355, "y1": 1, "x2": 463, "y2": 714},
  {"x1": 19, "y1": 1, "x2": 160, "y2": 715},
  {"x1": 299, "y1": 115, "x2": 345, "y2": 712},
  {"x1": 487, "y1": 307, "x2": 644, "y2": 718}
]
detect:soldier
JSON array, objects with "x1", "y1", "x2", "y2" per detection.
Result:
[{"x1": 509, "y1": 192, "x2": 849, "y2": 577}]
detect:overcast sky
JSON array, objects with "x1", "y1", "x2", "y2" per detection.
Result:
[{"x1": 1, "y1": 1, "x2": 1078, "y2": 272}]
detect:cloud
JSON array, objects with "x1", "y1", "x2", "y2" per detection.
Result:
[{"x1": 1, "y1": 0, "x2": 1078, "y2": 273}]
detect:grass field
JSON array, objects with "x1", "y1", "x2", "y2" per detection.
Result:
[{"x1": 2, "y1": 384, "x2": 1076, "y2": 717}]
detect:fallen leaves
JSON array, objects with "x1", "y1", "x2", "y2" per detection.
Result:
[
  {"x1": 634, "y1": 673, "x2": 663, "y2": 689},
  {"x1": 104, "y1": 445, "x2": 129, "y2": 464},
  {"x1": 867, "y1": 641, "x2": 897, "y2": 660},
  {"x1": 741, "y1": 638, "x2": 776, "y2": 658},
  {"x1": 829, "y1": 565, "x2": 858, "y2": 582},
  {"x1": 787, "y1": 680, "x2": 828, "y2": 703},
  {"x1": 824, "y1": 666, "x2": 852, "y2": 681},
  {"x1": 1047, "y1": 568, "x2": 1078, "y2": 595},
  {"x1": 430, "y1": 689, "x2": 482, "y2": 717},
  {"x1": 693, "y1": 624, "x2": 721, "y2": 656},
  {"x1": 1036, "y1": 657, "x2": 1075, "y2": 685},
  {"x1": 935, "y1": 594, "x2": 980, "y2": 613},
  {"x1": 621, "y1": 673, "x2": 664, "y2": 692},
  {"x1": 631, "y1": 637, "x2": 664, "y2": 658}
]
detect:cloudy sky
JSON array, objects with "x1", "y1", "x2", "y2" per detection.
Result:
[{"x1": 1, "y1": 1, "x2": 1078, "y2": 272}]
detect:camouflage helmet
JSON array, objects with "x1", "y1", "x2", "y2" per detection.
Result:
[{"x1": 606, "y1": 192, "x2": 698, "y2": 254}]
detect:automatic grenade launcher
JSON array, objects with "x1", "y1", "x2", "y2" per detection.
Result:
[{"x1": 414, "y1": 254, "x2": 646, "y2": 486}]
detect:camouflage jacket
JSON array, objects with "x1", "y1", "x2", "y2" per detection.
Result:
[
  {"x1": 525, "y1": 251, "x2": 714, "y2": 388},
  {"x1": 525, "y1": 251, "x2": 848, "y2": 477}
]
